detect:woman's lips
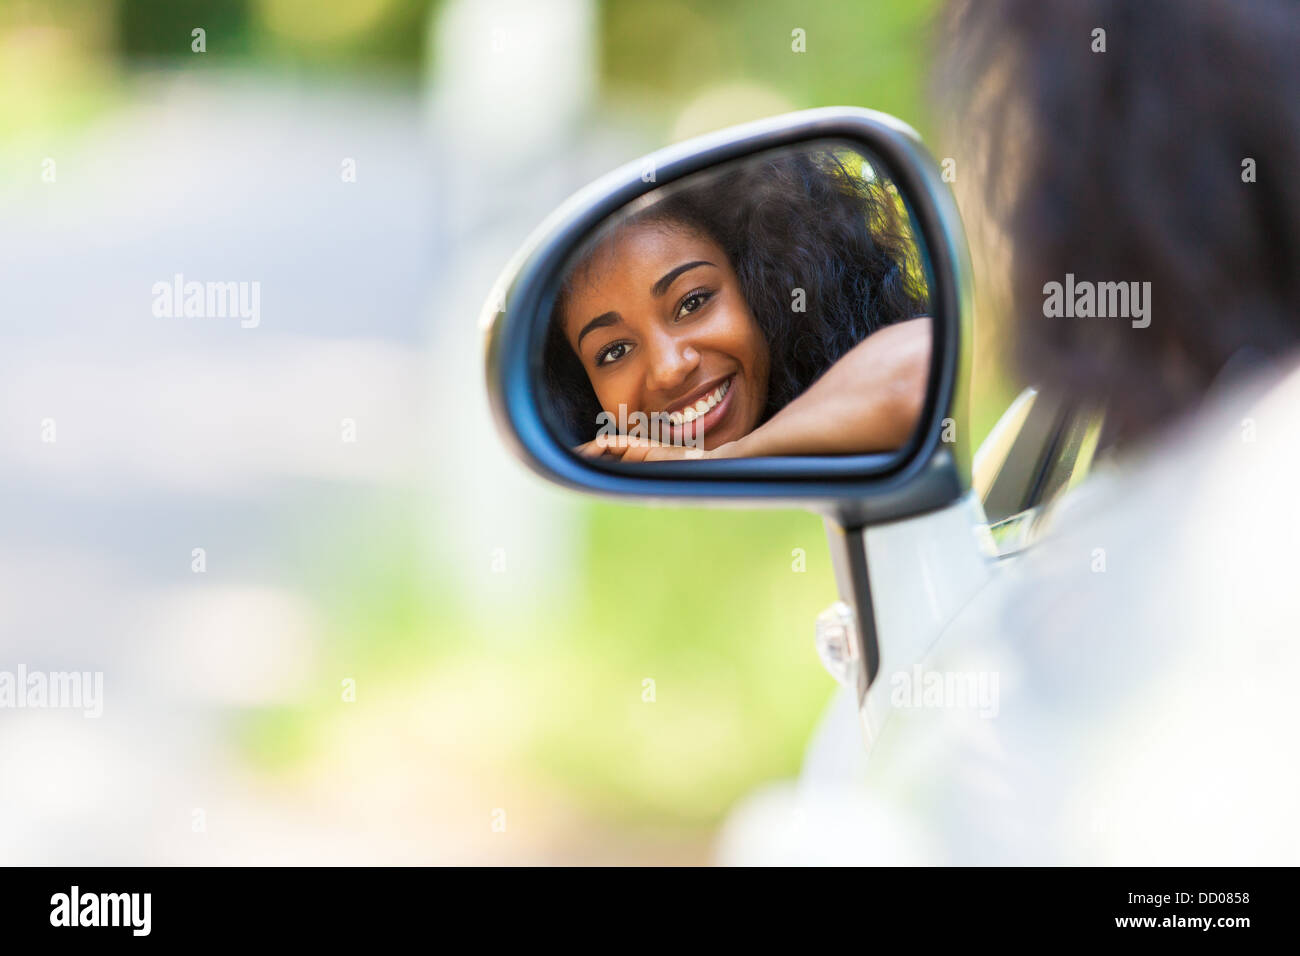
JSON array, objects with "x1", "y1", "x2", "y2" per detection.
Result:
[{"x1": 662, "y1": 374, "x2": 736, "y2": 445}]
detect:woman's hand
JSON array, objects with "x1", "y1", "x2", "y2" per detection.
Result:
[{"x1": 574, "y1": 434, "x2": 742, "y2": 462}]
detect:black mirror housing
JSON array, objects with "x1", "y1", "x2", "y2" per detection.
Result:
[{"x1": 483, "y1": 107, "x2": 975, "y2": 528}]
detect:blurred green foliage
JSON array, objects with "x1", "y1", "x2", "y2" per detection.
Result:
[
  {"x1": 116, "y1": 0, "x2": 255, "y2": 59},
  {"x1": 7, "y1": 0, "x2": 1017, "y2": 838},
  {"x1": 531, "y1": 504, "x2": 836, "y2": 822},
  {"x1": 602, "y1": 0, "x2": 940, "y2": 140},
  {"x1": 239, "y1": 492, "x2": 836, "y2": 828},
  {"x1": 115, "y1": 0, "x2": 434, "y2": 69}
]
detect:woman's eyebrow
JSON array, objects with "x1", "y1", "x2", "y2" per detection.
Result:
[
  {"x1": 651, "y1": 260, "x2": 714, "y2": 297},
  {"x1": 576, "y1": 311, "x2": 620, "y2": 349}
]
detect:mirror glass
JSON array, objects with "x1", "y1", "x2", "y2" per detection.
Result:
[{"x1": 538, "y1": 140, "x2": 934, "y2": 464}]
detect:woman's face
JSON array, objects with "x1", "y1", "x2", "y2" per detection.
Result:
[{"x1": 561, "y1": 221, "x2": 770, "y2": 450}]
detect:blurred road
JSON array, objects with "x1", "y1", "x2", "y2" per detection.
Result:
[{"x1": 0, "y1": 57, "x2": 661, "y2": 862}]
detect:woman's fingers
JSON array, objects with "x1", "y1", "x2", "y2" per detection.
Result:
[
  {"x1": 597, "y1": 434, "x2": 654, "y2": 452},
  {"x1": 627, "y1": 442, "x2": 705, "y2": 462},
  {"x1": 574, "y1": 439, "x2": 618, "y2": 458},
  {"x1": 574, "y1": 434, "x2": 704, "y2": 461},
  {"x1": 574, "y1": 435, "x2": 648, "y2": 458}
]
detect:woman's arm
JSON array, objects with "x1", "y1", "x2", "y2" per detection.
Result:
[
  {"x1": 725, "y1": 317, "x2": 932, "y2": 457},
  {"x1": 572, "y1": 317, "x2": 932, "y2": 462}
]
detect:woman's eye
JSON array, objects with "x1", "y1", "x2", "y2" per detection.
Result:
[
  {"x1": 596, "y1": 342, "x2": 631, "y2": 366},
  {"x1": 676, "y1": 290, "x2": 713, "y2": 320}
]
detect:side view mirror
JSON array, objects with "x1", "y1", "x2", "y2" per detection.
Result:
[
  {"x1": 482, "y1": 107, "x2": 976, "y2": 720},
  {"x1": 484, "y1": 107, "x2": 974, "y2": 528}
]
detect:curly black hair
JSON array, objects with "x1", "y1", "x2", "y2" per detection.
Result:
[
  {"x1": 938, "y1": 0, "x2": 1300, "y2": 448},
  {"x1": 542, "y1": 148, "x2": 931, "y2": 444}
]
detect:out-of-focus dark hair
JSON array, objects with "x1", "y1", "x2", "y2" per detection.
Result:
[
  {"x1": 543, "y1": 149, "x2": 930, "y2": 444},
  {"x1": 938, "y1": 0, "x2": 1300, "y2": 446}
]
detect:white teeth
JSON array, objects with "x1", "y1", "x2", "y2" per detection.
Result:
[{"x1": 668, "y1": 377, "x2": 731, "y2": 426}]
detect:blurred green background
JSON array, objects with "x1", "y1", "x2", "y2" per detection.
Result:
[{"x1": 1, "y1": 0, "x2": 1014, "y2": 863}]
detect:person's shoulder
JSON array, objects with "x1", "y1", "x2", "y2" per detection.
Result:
[
  {"x1": 1045, "y1": 354, "x2": 1300, "y2": 613},
  {"x1": 867, "y1": 358, "x2": 1300, "y2": 863}
]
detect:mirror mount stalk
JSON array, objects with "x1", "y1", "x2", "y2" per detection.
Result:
[
  {"x1": 823, "y1": 519, "x2": 880, "y2": 710},
  {"x1": 824, "y1": 492, "x2": 997, "y2": 748}
]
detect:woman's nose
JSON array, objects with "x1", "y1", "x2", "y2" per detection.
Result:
[{"x1": 643, "y1": 332, "x2": 700, "y2": 392}]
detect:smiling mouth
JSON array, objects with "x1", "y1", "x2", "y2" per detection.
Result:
[
  {"x1": 658, "y1": 375, "x2": 736, "y2": 444},
  {"x1": 665, "y1": 377, "x2": 731, "y2": 425}
]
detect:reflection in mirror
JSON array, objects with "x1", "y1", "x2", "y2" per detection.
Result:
[{"x1": 541, "y1": 142, "x2": 933, "y2": 463}]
